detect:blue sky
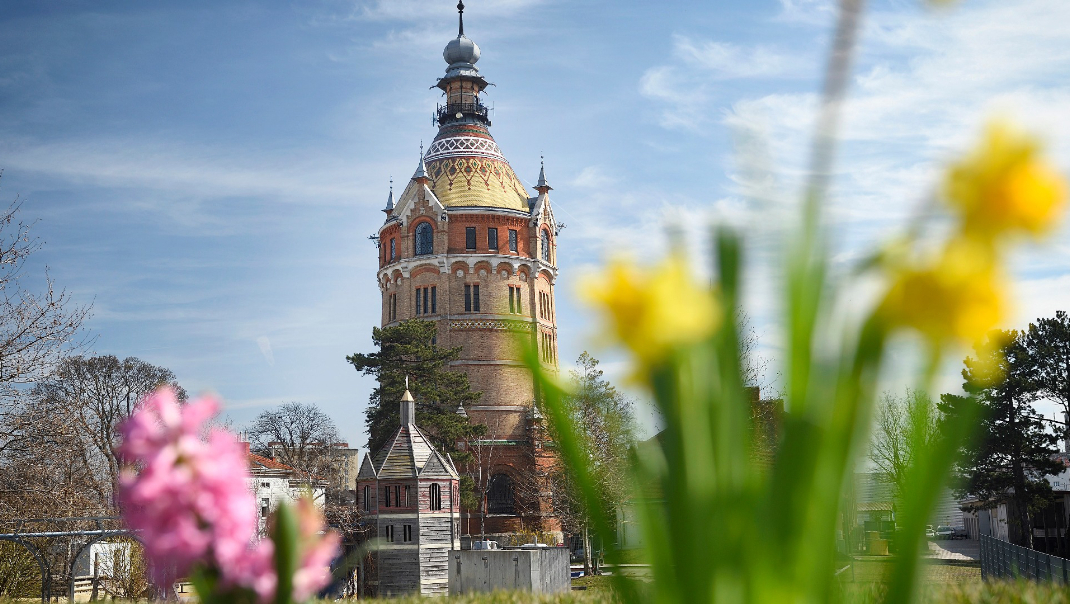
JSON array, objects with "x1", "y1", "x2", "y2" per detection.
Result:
[{"x1": 2, "y1": 0, "x2": 1069, "y2": 450}]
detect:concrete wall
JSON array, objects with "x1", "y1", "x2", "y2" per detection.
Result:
[{"x1": 448, "y1": 549, "x2": 568, "y2": 595}]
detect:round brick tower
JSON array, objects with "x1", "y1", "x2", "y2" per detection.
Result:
[{"x1": 375, "y1": 2, "x2": 560, "y2": 541}]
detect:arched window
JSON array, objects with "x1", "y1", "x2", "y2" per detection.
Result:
[
  {"x1": 415, "y1": 222, "x2": 434, "y2": 256},
  {"x1": 429, "y1": 483, "x2": 442, "y2": 511},
  {"x1": 540, "y1": 230, "x2": 551, "y2": 263},
  {"x1": 487, "y1": 473, "x2": 514, "y2": 514}
]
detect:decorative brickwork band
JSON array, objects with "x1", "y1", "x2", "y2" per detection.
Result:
[{"x1": 448, "y1": 319, "x2": 532, "y2": 332}]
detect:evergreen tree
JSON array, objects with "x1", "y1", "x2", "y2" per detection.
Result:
[
  {"x1": 1025, "y1": 310, "x2": 1070, "y2": 447},
  {"x1": 943, "y1": 330, "x2": 1062, "y2": 547},
  {"x1": 346, "y1": 319, "x2": 483, "y2": 461}
]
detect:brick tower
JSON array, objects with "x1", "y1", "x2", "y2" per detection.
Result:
[{"x1": 375, "y1": 2, "x2": 560, "y2": 542}]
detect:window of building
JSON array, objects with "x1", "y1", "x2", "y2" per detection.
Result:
[
  {"x1": 541, "y1": 230, "x2": 551, "y2": 262},
  {"x1": 403, "y1": 485, "x2": 410, "y2": 507},
  {"x1": 403, "y1": 524, "x2": 413, "y2": 542},
  {"x1": 488, "y1": 227, "x2": 498, "y2": 250},
  {"x1": 395, "y1": 485, "x2": 403, "y2": 507},
  {"x1": 466, "y1": 227, "x2": 477, "y2": 250},
  {"x1": 384, "y1": 525, "x2": 394, "y2": 543},
  {"x1": 260, "y1": 482, "x2": 270, "y2": 488},
  {"x1": 363, "y1": 485, "x2": 371, "y2": 512},
  {"x1": 384, "y1": 485, "x2": 392, "y2": 508},
  {"x1": 388, "y1": 293, "x2": 397, "y2": 321},
  {"x1": 390, "y1": 238, "x2": 396, "y2": 260},
  {"x1": 261, "y1": 498, "x2": 270, "y2": 518},
  {"x1": 415, "y1": 286, "x2": 437, "y2": 316},
  {"x1": 415, "y1": 222, "x2": 434, "y2": 255},
  {"x1": 430, "y1": 483, "x2": 442, "y2": 511},
  {"x1": 464, "y1": 284, "x2": 480, "y2": 312},
  {"x1": 487, "y1": 474, "x2": 514, "y2": 514},
  {"x1": 508, "y1": 229, "x2": 518, "y2": 253},
  {"x1": 509, "y1": 286, "x2": 523, "y2": 315}
]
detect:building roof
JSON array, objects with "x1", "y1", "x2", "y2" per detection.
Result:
[
  {"x1": 423, "y1": 124, "x2": 531, "y2": 211},
  {"x1": 249, "y1": 453, "x2": 297, "y2": 473},
  {"x1": 365, "y1": 423, "x2": 459, "y2": 480}
]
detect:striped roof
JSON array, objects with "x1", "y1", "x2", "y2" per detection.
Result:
[{"x1": 365, "y1": 423, "x2": 459, "y2": 480}]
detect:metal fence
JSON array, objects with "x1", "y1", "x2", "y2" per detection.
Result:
[{"x1": 980, "y1": 534, "x2": 1070, "y2": 582}]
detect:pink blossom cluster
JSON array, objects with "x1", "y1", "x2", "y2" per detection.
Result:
[{"x1": 116, "y1": 387, "x2": 338, "y2": 602}]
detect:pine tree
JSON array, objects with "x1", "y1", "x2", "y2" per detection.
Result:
[
  {"x1": 1025, "y1": 310, "x2": 1070, "y2": 447},
  {"x1": 346, "y1": 319, "x2": 484, "y2": 461},
  {"x1": 943, "y1": 330, "x2": 1062, "y2": 547}
]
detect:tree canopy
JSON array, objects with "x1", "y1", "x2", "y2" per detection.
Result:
[
  {"x1": 944, "y1": 330, "x2": 1062, "y2": 547},
  {"x1": 346, "y1": 319, "x2": 483, "y2": 461}
]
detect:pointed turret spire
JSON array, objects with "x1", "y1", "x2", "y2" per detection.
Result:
[
  {"x1": 401, "y1": 376, "x2": 416, "y2": 425},
  {"x1": 535, "y1": 156, "x2": 552, "y2": 194},
  {"x1": 383, "y1": 177, "x2": 395, "y2": 214},
  {"x1": 457, "y1": 1, "x2": 465, "y2": 36},
  {"x1": 413, "y1": 142, "x2": 429, "y2": 183}
]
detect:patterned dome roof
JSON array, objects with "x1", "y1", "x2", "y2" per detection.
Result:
[{"x1": 424, "y1": 124, "x2": 530, "y2": 210}]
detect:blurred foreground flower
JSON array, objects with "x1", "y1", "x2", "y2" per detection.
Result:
[
  {"x1": 582, "y1": 254, "x2": 719, "y2": 374},
  {"x1": 117, "y1": 387, "x2": 338, "y2": 603},
  {"x1": 880, "y1": 237, "x2": 1006, "y2": 344},
  {"x1": 945, "y1": 121, "x2": 1066, "y2": 239}
]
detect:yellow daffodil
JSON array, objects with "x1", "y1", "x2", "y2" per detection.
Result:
[
  {"x1": 582, "y1": 254, "x2": 720, "y2": 373},
  {"x1": 879, "y1": 237, "x2": 1007, "y2": 345},
  {"x1": 945, "y1": 121, "x2": 1067, "y2": 239}
]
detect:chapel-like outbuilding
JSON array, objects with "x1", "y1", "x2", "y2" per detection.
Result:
[{"x1": 356, "y1": 388, "x2": 461, "y2": 596}]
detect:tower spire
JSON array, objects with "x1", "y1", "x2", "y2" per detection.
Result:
[
  {"x1": 457, "y1": 1, "x2": 464, "y2": 36},
  {"x1": 383, "y1": 176, "x2": 395, "y2": 214},
  {"x1": 413, "y1": 142, "x2": 430, "y2": 183},
  {"x1": 535, "y1": 156, "x2": 552, "y2": 193}
]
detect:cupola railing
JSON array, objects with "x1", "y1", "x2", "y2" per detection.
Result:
[{"x1": 436, "y1": 100, "x2": 490, "y2": 124}]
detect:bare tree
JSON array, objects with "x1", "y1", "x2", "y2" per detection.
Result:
[
  {"x1": 29, "y1": 355, "x2": 184, "y2": 498},
  {"x1": 246, "y1": 402, "x2": 342, "y2": 485},
  {"x1": 0, "y1": 183, "x2": 91, "y2": 406},
  {"x1": 545, "y1": 352, "x2": 636, "y2": 575},
  {"x1": 459, "y1": 417, "x2": 503, "y2": 542},
  {"x1": 869, "y1": 389, "x2": 940, "y2": 504}
]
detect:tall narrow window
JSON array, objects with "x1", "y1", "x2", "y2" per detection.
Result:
[
  {"x1": 415, "y1": 289, "x2": 422, "y2": 315},
  {"x1": 488, "y1": 227, "x2": 499, "y2": 250},
  {"x1": 541, "y1": 230, "x2": 551, "y2": 262},
  {"x1": 384, "y1": 525, "x2": 394, "y2": 543},
  {"x1": 430, "y1": 286, "x2": 437, "y2": 313},
  {"x1": 395, "y1": 485, "x2": 402, "y2": 507},
  {"x1": 464, "y1": 284, "x2": 472, "y2": 312},
  {"x1": 508, "y1": 229, "x2": 518, "y2": 253},
  {"x1": 390, "y1": 238, "x2": 396, "y2": 261},
  {"x1": 384, "y1": 486, "x2": 391, "y2": 507},
  {"x1": 509, "y1": 287, "x2": 515, "y2": 314},
  {"x1": 422, "y1": 288, "x2": 429, "y2": 315},
  {"x1": 430, "y1": 483, "x2": 442, "y2": 511},
  {"x1": 473, "y1": 284, "x2": 480, "y2": 312},
  {"x1": 415, "y1": 222, "x2": 434, "y2": 255},
  {"x1": 363, "y1": 485, "x2": 371, "y2": 511},
  {"x1": 465, "y1": 227, "x2": 477, "y2": 250},
  {"x1": 403, "y1": 524, "x2": 413, "y2": 542},
  {"x1": 515, "y1": 288, "x2": 522, "y2": 315}
]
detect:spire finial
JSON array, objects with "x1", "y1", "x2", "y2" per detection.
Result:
[
  {"x1": 457, "y1": 1, "x2": 465, "y2": 36},
  {"x1": 536, "y1": 156, "x2": 551, "y2": 192}
]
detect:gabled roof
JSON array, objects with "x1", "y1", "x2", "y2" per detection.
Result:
[
  {"x1": 420, "y1": 448, "x2": 459, "y2": 479},
  {"x1": 361, "y1": 423, "x2": 458, "y2": 480}
]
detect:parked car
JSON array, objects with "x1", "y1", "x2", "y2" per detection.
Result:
[
  {"x1": 936, "y1": 526, "x2": 954, "y2": 540},
  {"x1": 951, "y1": 526, "x2": 968, "y2": 539},
  {"x1": 925, "y1": 525, "x2": 935, "y2": 539}
]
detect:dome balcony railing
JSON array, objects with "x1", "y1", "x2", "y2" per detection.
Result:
[{"x1": 436, "y1": 101, "x2": 490, "y2": 123}]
